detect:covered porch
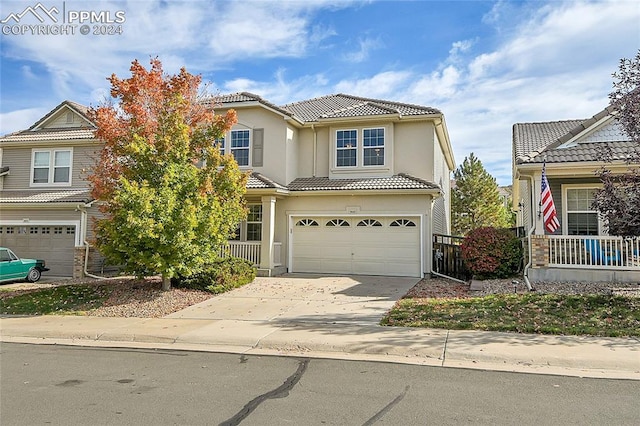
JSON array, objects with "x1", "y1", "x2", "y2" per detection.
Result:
[{"x1": 529, "y1": 235, "x2": 640, "y2": 283}]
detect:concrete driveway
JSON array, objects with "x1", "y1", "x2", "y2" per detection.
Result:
[{"x1": 167, "y1": 274, "x2": 420, "y2": 326}]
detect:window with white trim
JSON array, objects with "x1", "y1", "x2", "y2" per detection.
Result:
[
  {"x1": 230, "y1": 204, "x2": 262, "y2": 241},
  {"x1": 336, "y1": 130, "x2": 357, "y2": 167},
  {"x1": 230, "y1": 130, "x2": 250, "y2": 166},
  {"x1": 296, "y1": 219, "x2": 319, "y2": 227},
  {"x1": 565, "y1": 187, "x2": 599, "y2": 235},
  {"x1": 215, "y1": 137, "x2": 225, "y2": 156},
  {"x1": 335, "y1": 128, "x2": 386, "y2": 168},
  {"x1": 246, "y1": 205, "x2": 262, "y2": 241},
  {"x1": 31, "y1": 149, "x2": 72, "y2": 186},
  {"x1": 363, "y1": 128, "x2": 384, "y2": 166}
]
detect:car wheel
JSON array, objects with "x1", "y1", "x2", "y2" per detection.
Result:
[{"x1": 27, "y1": 268, "x2": 41, "y2": 283}]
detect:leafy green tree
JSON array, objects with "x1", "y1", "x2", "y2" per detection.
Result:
[
  {"x1": 592, "y1": 49, "x2": 640, "y2": 237},
  {"x1": 451, "y1": 153, "x2": 511, "y2": 236},
  {"x1": 89, "y1": 58, "x2": 247, "y2": 290}
]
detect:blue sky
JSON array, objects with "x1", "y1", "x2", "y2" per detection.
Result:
[{"x1": 1, "y1": 0, "x2": 638, "y2": 185}]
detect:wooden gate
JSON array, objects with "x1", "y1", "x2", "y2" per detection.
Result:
[{"x1": 432, "y1": 234, "x2": 471, "y2": 282}]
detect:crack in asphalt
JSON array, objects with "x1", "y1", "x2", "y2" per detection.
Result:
[
  {"x1": 362, "y1": 385, "x2": 410, "y2": 425},
  {"x1": 219, "y1": 358, "x2": 309, "y2": 426}
]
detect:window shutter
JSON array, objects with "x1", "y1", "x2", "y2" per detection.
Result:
[{"x1": 252, "y1": 128, "x2": 264, "y2": 167}]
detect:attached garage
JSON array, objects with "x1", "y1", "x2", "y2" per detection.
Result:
[
  {"x1": 291, "y1": 216, "x2": 421, "y2": 277},
  {"x1": 0, "y1": 225, "x2": 76, "y2": 276}
]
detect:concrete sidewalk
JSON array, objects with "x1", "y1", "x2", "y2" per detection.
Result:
[{"x1": 1, "y1": 275, "x2": 639, "y2": 379}]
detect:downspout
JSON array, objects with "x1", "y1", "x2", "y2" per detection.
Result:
[
  {"x1": 522, "y1": 174, "x2": 535, "y2": 291},
  {"x1": 78, "y1": 204, "x2": 114, "y2": 280},
  {"x1": 312, "y1": 124, "x2": 317, "y2": 177}
]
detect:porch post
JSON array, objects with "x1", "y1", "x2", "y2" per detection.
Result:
[
  {"x1": 259, "y1": 195, "x2": 276, "y2": 271},
  {"x1": 532, "y1": 171, "x2": 545, "y2": 235}
]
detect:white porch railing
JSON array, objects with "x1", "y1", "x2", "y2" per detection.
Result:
[
  {"x1": 220, "y1": 241, "x2": 283, "y2": 267},
  {"x1": 548, "y1": 235, "x2": 640, "y2": 269}
]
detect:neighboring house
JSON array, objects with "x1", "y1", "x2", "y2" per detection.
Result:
[
  {"x1": 0, "y1": 93, "x2": 455, "y2": 278},
  {"x1": 497, "y1": 185, "x2": 512, "y2": 210},
  {"x1": 512, "y1": 106, "x2": 640, "y2": 283}
]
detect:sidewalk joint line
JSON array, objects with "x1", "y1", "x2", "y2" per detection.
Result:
[{"x1": 441, "y1": 330, "x2": 449, "y2": 366}]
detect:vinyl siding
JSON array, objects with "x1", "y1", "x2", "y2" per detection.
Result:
[{"x1": 1, "y1": 144, "x2": 98, "y2": 190}]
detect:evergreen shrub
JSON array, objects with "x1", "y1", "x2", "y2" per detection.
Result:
[{"x1": 172, "y1": 257, "x2": 256, "y2": 294}]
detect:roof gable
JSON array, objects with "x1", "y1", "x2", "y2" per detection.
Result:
[
  {"x1": 557, "y1": 115, "x2": 631, "y2": 148},
  {"x1": 30, "y1": 100, "x2": 94, "y2": 131}
]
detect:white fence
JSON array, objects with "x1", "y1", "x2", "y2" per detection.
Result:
[
  {"x1": 547, "y1": 235, "x2": 640, "y2": 269},
  {"x1": 220, "y1": 241, "x2": 283, "y2": 267}
]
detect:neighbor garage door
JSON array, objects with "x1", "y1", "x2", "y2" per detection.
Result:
[
  {"x1": 0, "y1": 225, "x2": 76, "y2": 276},
  {"x1": 292, "y1": 217, "x2": 421, "y2": 277}
]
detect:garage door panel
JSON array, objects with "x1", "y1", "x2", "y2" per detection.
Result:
[
  {"x1": 0, "y1": 226, "x2": 75, "y2": 276},
  {"x1": 292, "y1": 216, "x2": 421, "y2": 278}
]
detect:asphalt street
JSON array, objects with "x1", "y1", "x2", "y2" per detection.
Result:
[{"x1": 1, "y1": 343, "x2": 638, "y2": 425}]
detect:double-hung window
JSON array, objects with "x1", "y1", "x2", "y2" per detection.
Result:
[
  {"x1": 335, "y1": 128, "x2": 385, "y2": 168},
  {"x1": 230, "y1": 204, "x2": 262, "y2": 241},
  {"x1": 246, "y1": 205, "x2": 262, "y2": 241},
  {"x1": 230, "y1": 130, "x2": 250, "y2": 166},
  {"x1": 336, "y1": 130, "x2": 357, "y2": 167},
  {"x1": 565, "y1": 187, "x2": 599, "y2": 235},
  {"x1": 363, "y1": 128, "x2": 384, "y2": 166},
  {"x1": 31, "y1": 149, "x2": 72, "y2": 186}
]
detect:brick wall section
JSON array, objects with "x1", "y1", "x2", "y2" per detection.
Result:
[
  {"x1": 73, "y1": 247, "x2": 85, "y2": 279},
  {"x1": 530, "y1": 235, "x2": 549, "y2": 267}
]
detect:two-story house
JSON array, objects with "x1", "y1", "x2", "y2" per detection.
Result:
[{"x1": 0, "y1": 93, "x2": 455, "y2": 279}]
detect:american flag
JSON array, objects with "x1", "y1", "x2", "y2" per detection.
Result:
[{"x1": 541, "y1": 163, "x2": 560, "y2": 233}]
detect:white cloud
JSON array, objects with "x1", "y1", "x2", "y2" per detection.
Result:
[
  {"x1": 0, "y1": 107, "x2": 48, "y2": 135},
  {"x1": 334, "y1": 71, "x2": 412, "y2": 99},
  {"x1": 342, "y1": 36, "x2": 383, "y2": 63},
  {"x1": 418, "y1": 0, "x2": 640, "y2": 185}
]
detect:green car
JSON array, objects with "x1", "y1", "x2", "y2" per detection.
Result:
[{"x1": 0, "y1": 247, "x2": 49, "y2": 283}]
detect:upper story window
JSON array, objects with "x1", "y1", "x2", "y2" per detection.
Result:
[
  {"x1": 336, "y1": 130, "x2": 357, "y2": 167},
  {"x1": 335, "y1": 128, "x2": 385, "y2": 168},
  {"x1": 31, "y1": 149, "x2": 72, "y2": 186},
  {"x1": 363, "y1": 128, "x2": 385, "y2": 166},
  {"x1": 565, "y1": 187, "x2": 599, "y2": 235},
  {"x1": 230, "y1": 130, "x2": 250, "y2": 166}
]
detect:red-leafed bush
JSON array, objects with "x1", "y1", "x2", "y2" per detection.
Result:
[{"x1": 461, "y1": 227, "x2": 523, "y2": 279}]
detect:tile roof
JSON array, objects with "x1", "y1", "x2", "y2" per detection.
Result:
[
  {"x1": 527, "y1": 141, "x2": 639, "y2": 164},
  {"x1": 287, "y1": 174, "x2": 440, "y2": 191},
  {"x1": 247, "y1": 172, "x2": 287, "y2": 190},
  {"x1": 513, "y1": 120, "x2": 583, "y2": 161},
  {"x1": 205, "y1": 92, "x2": 295, "y2": 119},
  {"x1": 282, "y1": 94, "x2": 441, "y2": 122},
  {"x1": 0, "y1": 128, "x2": 96, "y2": 143},
  {"x1": 513, "y1": 105, "x2": 637, "y2": 165},
  {"x1": 0, "y1": 190, "x2": 93, "y2": 204}
]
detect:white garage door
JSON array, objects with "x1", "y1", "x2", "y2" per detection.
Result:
[
  {"x1": 292, "y1": 217, "x2": 421, "y2": 277},
  {"x1": 0, "y1": 225, "x2": 76, "y2": 276}
]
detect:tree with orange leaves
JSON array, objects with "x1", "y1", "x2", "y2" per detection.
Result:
[{"x1": 89, "y1": 58, "x2": 247, "y2": 290}]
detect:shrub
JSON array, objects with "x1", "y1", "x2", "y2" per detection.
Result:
[
  {"x1": 461, "y1": 227, "x2": 523, "y2": 279},
  {"x1": 171, "y1": 257, "x2": 256, "y2": 294}
]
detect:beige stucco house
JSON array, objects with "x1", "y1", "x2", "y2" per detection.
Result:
[
  {"x1": 0, "y1": 93, "x2": 455, "y2": 278},
  {"x1": 512, "y1": 106, "x2": 640, "y2": 283}
]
